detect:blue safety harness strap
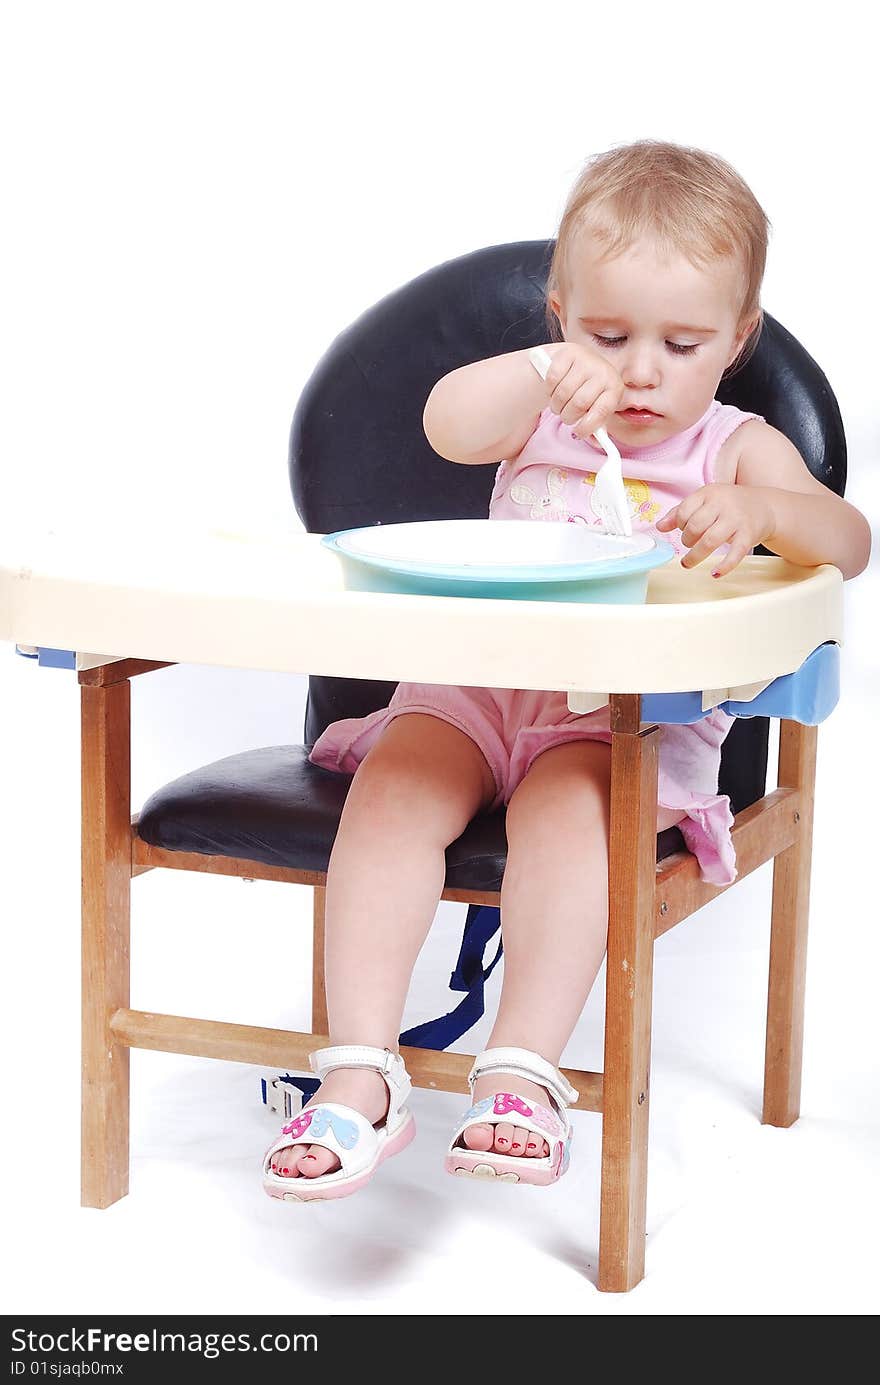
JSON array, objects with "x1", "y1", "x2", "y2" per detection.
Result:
[{"x1": 399, "y1": 904, "x2": 503, "y2": 1049}]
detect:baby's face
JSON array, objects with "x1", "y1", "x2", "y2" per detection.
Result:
[{"x1": 549, "y1": 231, "x2": 757, "y2": 445}]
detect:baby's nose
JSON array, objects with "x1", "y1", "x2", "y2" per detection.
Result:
[{"x1": 623, "y1": 347, "x2": 661, "y2": 389}]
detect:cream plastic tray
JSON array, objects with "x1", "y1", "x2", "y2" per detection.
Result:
[{"x1": 0, "y1": 523, "x2": 843, "y2": 699}]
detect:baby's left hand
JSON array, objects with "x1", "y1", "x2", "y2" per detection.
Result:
[{"x1": 656, "y1": 483, "x2": 776, "y2": 576}]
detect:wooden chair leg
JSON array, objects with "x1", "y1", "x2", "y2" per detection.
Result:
[
  {"x1": 312, "y1": 885, "x2": 328, "y2": 1036},
  {"x1": 763, "y1": 720, "x2": 817, "y2": 1127},
  {"x1": 81, "y1": 680, "x2": 132, "y2": 1207},
  {"x1": 599, "y1": 697, "x2": 660, "y2": 1293}
]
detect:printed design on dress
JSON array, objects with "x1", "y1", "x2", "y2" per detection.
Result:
[
  {"x1": 581, "y1": 474, "x2": 661, "y2": 527},
  {"x1": 508, "y1": 468, "x2": 587, "y2": 524}
]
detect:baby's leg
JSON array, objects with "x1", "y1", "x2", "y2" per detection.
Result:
[
  {"x1": 274, "y1": 712, "x2": 496, "y2": 1180},
  {"x1": 462, "y1": 740, "x2": 684, "y2": 1158}
]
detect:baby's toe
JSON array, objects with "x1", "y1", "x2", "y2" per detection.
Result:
[
  {"x1": 271, "y1": 1144, "x2": 301, "y2": 1178},
  {"x1": 524, "y1": 1134, "x2": 549, "y2": 1158},
  {"x1": 462, "y1": 1122, "x2": 495, "y2": 1152},
  {"x1": 508, "y1": 1126, "x2": 532, "y2": 1157},
  {"x1": 491, "y1": 1122, "x2": 515, "y2": 1154},
  {"x1": 298, "y1": 1145, "x2": 341, "y2": 1178}
]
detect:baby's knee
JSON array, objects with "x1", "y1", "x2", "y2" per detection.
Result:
[
  {"x1": 351, "y1": 717, "x2": 492, "y2": 828},
  {"x1": 350, "y1": 740, "x2": 426, "y2": 810},
  {"x1": 506, "y1": 745, "x2": 611, "y2": 838}
]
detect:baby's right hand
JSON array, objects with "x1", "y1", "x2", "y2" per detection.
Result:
[{"x1": 541, "y1": 343, "x2": 625, "y2": 440}]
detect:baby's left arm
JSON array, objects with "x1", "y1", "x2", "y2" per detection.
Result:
[{"x1": 656, "y1": 421, "x2": 872, "y2": 580}]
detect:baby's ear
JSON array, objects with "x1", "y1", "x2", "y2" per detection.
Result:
[
  {"x1": 730, "y1": 311, "x2": 762, "y2": 364},
  {"x1": 547, "y1": 290, "x2": 566, "y2": 332}
]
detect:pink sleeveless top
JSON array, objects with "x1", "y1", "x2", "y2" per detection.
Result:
[{"x1": 488, "y1": 398, "x2": 762, "y2": 549}]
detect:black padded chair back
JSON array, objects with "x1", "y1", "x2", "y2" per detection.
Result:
[{"x1": 289, "y1": 241, "x2": 847, "y2": 816}]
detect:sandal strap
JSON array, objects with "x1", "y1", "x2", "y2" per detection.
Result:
[
  {"x1": 308, "y1": 1044, "x2": 412, "y2": 1116},
  {"x1": 468, "y1": 1047, "x2": 579, "y2": 1111}
]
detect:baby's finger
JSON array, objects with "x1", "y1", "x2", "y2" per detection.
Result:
[
  {"x1": 559, "y1": 382, "x2": 601, "y2": 427},
  {"x1": 547, "y1": 360, "x2": 584, "y2": 416},
  {"x1": 656, "y1": 506, "x2": 681, "y2": 531},
  {"x1": 570, "y1": 387, "x2": 620, "y2": 439},
  {"x1": 711, "y1": 539, "x2": 753, "y2": 577},
  {"x1": 680, "y1": 518, "x2": 733, "y2": 569},
  {"x1": 671, "y1": 486, "x2": 714, "y2": 532},
  {"x1": 678, "y1": 501, "x2": 721, "y2": 549}
]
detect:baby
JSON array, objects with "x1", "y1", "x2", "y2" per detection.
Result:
[{"x1": 262, "y1": 140, "x2": 871, "y2": 1199}]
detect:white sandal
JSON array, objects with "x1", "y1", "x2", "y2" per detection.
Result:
[
  {"x1": 262, "y1": 1045, "x2": 415, "y2": 1202},
  {"x1": 444, "y1": 1046, "x2": 578, "y2": 1185}
]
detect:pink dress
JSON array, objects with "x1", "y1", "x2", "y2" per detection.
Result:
[{"x1": 309, "y1": 398, "x2": 763, "y2": 885}]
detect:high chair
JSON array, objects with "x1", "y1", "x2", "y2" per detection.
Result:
[{"x1": 81, "y1": 240, "x2": 847, "y2": 1292}]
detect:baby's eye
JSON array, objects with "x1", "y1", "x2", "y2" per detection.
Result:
[{"x1": 591, "y1": 334, "x2": 699, "y2": 357}]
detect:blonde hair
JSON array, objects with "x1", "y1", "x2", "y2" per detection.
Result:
[{"x1": 546, "y1": 139, "x2": 771, "y2": 377}]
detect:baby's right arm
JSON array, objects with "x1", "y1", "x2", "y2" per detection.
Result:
[{"x1": 423, "y1": 343, "x2": 624, "y2": 465}]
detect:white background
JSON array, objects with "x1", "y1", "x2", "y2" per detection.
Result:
[{"x1": 1, "y1": 0, "x2": 878, "y2": 1317}]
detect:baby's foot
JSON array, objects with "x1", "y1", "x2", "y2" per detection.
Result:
[
  {"x1": 459, "y1": 1074, "x2": 552, "y2": 1160},
  {"x1": 270, "y1": 1068, "x2": 389, "y2": 1180}
]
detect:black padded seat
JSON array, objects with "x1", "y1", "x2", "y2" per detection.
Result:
[{"x1": 136, "y1": 744, "x2": 688, "y2": 890}]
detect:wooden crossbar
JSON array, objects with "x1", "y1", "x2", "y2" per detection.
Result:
[{"x1": 109, "y1": 1009, "x2": 603, "y2": 1112}]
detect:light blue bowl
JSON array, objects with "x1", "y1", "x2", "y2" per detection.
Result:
[{"x1": 322, "y1": 519, "x2": 675, "y2": 604}]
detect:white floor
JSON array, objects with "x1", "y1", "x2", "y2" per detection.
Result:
[{"x1": 2, "y1": 564, "x2": 878, "y2": 1317}]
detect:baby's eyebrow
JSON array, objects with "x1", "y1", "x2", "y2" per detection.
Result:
[
  {"x1": 580, "y1": 316, "x2": 719, "y2": 336},
  {"x1": 662, "y1": 323, "x2": 718, "y2": 336}
]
